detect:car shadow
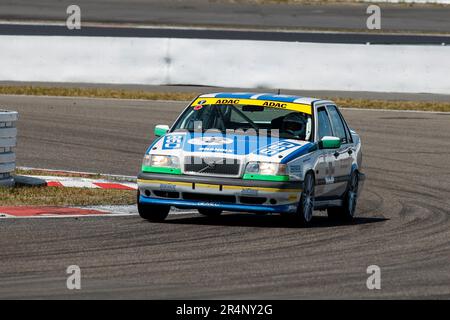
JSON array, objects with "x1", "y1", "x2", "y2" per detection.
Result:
[{"x1": 164, "y1": 213, "x2": 388, "y2": 229}]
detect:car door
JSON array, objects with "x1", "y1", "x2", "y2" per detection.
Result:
[
  {"x1": 326, "y1": 105, "x2": 354, "y2": 197},
  {"x1": 314, "y1": 106, "x2": 337, "y2": 198}
]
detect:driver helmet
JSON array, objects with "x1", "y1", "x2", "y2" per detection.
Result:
[{"x1": 282, "y1": 112, "x2": 307, "y2": 138}]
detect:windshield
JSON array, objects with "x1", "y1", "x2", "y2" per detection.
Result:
[{"x1": 171, "y1": 104, "x2": 312, "y2": 141}]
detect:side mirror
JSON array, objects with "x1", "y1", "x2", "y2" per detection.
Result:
[
  {"x1": 319, "y1": 136, "x2": 341, "y2": 149},
  {"x1": 154, "y1": 124, "x2": 169, "y2": 137}
]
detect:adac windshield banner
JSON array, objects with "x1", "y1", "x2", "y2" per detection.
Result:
[{"x1": 190, "y1": 98, "x2": 312, "y2": 115}]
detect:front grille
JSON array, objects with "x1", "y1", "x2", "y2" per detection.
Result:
[
  {"x1": 182, "y1": 192, "x2": 236, "y2": 204},
  {"x1": 184, "y1": 156, "x2": 240, "y2": 176}
]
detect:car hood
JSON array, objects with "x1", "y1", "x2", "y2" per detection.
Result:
[{"x1": 148, "y1": 132, "x2": 313, "y2": 163}]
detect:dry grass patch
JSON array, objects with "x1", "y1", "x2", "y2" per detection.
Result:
[
  {"x1": 1, "y1": 85, "x2": 449, "y2": 112},
  {"x1": 0, "y1": 186, "x2": 136, "y2": 206},
  {"x1": 0, "y1": 85, "x2": 199, "y2": 102}
]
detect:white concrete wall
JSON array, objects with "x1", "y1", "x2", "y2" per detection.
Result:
[{"x1": 0, "y1": 35, "x2": 449, "y2": 94}]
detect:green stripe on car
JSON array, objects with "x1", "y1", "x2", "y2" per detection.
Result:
[
  {"x1": 142, "y1": 166, "x2": 182, "y2": 174},
  {"x1": 243, "y1": 174, "x2": 290, "y2": 182}
]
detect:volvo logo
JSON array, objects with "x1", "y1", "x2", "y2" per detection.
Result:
[{"x1": 198, "y1": 158, "x2": 225, "y2": 173}]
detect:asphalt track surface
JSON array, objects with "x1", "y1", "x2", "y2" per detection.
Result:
[
  {"x1": 0, "y1": 95, "x2": 449, "y2": 298},
  {"x1": 1, "y1": 0, "x2": 450, "y2": 34},
  {"x1": 2, "y1": 23, "x2": 450, "y2": 45}
]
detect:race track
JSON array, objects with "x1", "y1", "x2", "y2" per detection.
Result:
[
  {"x1": 0, "y1": 95, "x2": 449, "y2": 298},
  {"x1": 2, "y1": 0, "x2": 450, "y2": 33},
  {"x1": 2, "y1": 24, "x2": 450, "y2": 45}
]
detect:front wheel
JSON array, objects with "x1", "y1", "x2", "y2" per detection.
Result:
[
  {"x1": 137, "y1": 191, "x2": 170, "y2": 222},
  {"x1": 296, "y1": 172, "x2": 315, "y2": 227},
  {"x1": 327, "y1": 171, "x2": 359, "y2": 221}
]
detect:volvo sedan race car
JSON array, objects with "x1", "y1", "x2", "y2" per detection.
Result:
[{"x1": 137, "y1": 93, "x2": 365, "y2": 226}]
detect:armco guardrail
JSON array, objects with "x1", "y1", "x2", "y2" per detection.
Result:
[{"x1": 0, "y1": 110, "x2": 17, "y2": 187}]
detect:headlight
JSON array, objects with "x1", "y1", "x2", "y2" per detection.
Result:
[
  {"x1": 143, "y1": 154, "x2": 180, "y2": 168},
  {"x1": 245, "y1": 162, "x2": 287, "y2": 176}
]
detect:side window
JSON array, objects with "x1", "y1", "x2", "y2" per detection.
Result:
[
  {"x1": 327, "y1": 105, "x2": 348, "y2": 144},
  {"x1": 317, "y1": 107, "x2": 333, "y2": 140}
]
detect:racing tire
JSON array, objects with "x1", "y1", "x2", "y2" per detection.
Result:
[
  {"x1": 137, "y1": 191, "x2": 170, "y2": 222},
  {"x1": 327, "y1": 171, "x2": 359, "y2": 222},
  {"x1": 198, "y1": 208, "x2": 223, "y2": 217},
  {"x1": 295, "y1": 172, "x2": 315, "y2": 227}
]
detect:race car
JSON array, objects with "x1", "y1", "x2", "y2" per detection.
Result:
[{"x1": 137, "y1": 93, "x2": 365, "y2": 226}]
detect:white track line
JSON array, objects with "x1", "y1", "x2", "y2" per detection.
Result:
[
  {"x1": 0, "y1": 212, "x2": 136, "y2": 219},
  {"x1": 18, "y1": 167, "x2": 136, "y2": 182},
  {"x1": 341, "y1": 107, "x2": 450, "y2": 114}
]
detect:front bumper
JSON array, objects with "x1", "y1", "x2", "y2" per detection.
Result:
[
  {"x1": 139, "y1": 196, "x2": 299, "y2": 214},
  {"x1": 137, "y1": 172, "x2": 303, "y2": 214}
]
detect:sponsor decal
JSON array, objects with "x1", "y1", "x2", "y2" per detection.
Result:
[
  {"x1": 323, "y1": 161, "x2": 336, "y2": 184},
  {"x1": 188, "y1": 136, "x2": 234, "y2": 146},
  {"x1": 241, "y1": 189, "x2": 258, "y2": 196},
  {"x1": 325, "y1": 176, "x2": 335, "y2": 184},
  {"x1": 258, "y1": 141, "x2": 300, "y2": 156},
  {"x1": 162, "y1": 134, "x2": 184, "y2": 150},
  {"x1": 198, "y1": 147, "x2": 233, "y2": 153},
  {"x1": 215, "y1": 99, "x2": 240, "y2": 104},
  {"x1": 160, "y1": 184, "x2": 176, "y2": 191},
  {"x1": 289, "y1": 165, "x2": 302, "y2": 175},
  {"x1": 193, "y1": 105, "x2": 203, "y2": 111},
  {"x1": 198, "y1": 202, "x2": 221, "y2": 207},
  {"x1": 262, "y1": 101, "x2": 287, "y2": 109}
]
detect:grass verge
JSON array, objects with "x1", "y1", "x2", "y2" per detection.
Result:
[
  {"x1": 0, "y1": 186, "x2": 136, "y2": 206},
  {"x1": 0, "y1": 85, "x2": 198, "y2": 101},
  {"x1": 1, "y1": 85, "x2": 449, "y2": 112}
]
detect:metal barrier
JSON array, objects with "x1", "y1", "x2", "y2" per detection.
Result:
[{"x1": 0, "y1": 110, "x2": 17, "y2": 187}]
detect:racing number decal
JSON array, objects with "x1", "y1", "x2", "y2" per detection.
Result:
[
  {"x1": 259, "y1": 141, "x2": 299, "y2": 156},
  {"x1": 162, "y1": 135, "x2": 184, "y2": 150}
]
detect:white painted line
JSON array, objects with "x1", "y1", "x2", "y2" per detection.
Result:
[
  {"x1": 82, "y1": 205, "x2": 198, "y2": 216},
  {"x1": 0, "y1": 212, "x2": 136, "y2": 219},
  {"x1": 3, "y1": 19, "x2": 445, "y2": 36},
  {"x1": 18, "y1": 167, "x2": 137, "y2": 182},
  {"x1": 0, "y1": 93, "x2": 188, "y2": 105},
  {"x1": 341, "y1": 107, "x2": 450, "y2": 114},
  {"x1": 22, "y1": 175, "x2": 137, "y2": 189}
]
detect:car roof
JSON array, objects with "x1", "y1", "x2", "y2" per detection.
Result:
[{"x1": 197, "y1": 92, "x2": 333, "y2": 106}]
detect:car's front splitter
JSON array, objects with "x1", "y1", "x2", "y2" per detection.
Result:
[{"x1": 139, "y1": 196, "x2": 298, "y2": 214}]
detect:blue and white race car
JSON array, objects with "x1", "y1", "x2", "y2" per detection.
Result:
[{"x1": 137, "y1": 93, "x2": 365, "y2": 226}]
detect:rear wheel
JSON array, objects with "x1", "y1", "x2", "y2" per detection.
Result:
[
  {"x1": 137, "y1": 191, "x2": 170, "y2": 222},
  {"x1": 327, "y1": 171, "x2": 359, "y2": 221},
  {"x1": 198, "y1": 208, "x2": 223, "y2": 217},
  {"x1": 296, "y1": 172, "x2": 315, "y2": 227}
]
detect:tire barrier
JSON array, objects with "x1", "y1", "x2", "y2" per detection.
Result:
[{"x1": 0, "y1": 110, "x2": 17, "y2": 187}]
